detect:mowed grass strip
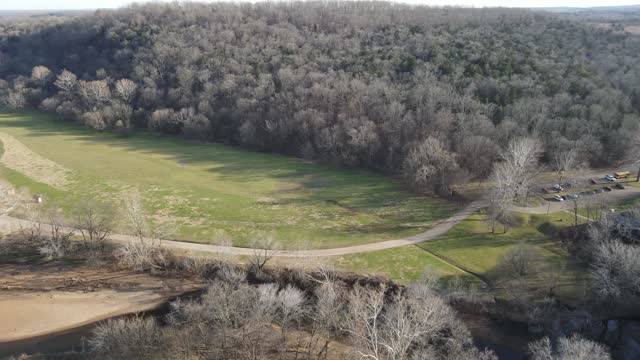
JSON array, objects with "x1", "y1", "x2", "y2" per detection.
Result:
[
  {"x1": 0, "y1": 110, "x2": 456, "y2": 248},
  {"x1": 333, "y1": 245, "x2": 475, "y2": 284}
]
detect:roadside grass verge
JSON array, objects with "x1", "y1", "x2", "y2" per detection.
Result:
[
  {"x1": 0, "y1": 110, "x2": 456, "y2": 249},
  {"x1": 333, "y1": 245, "x2": 476, "y2": 284}
]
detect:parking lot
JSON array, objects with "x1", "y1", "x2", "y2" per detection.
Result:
[{"x1": 539, "y1": 173, "x2": 635, "y2": 203}]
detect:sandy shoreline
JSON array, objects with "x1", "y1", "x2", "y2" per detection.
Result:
[
  {"x1": 0, "y1": 262, "x2": 204, "y2": 351},
  {"x1": 0, "y1": 289, "x2": 192, "y2": 343}
]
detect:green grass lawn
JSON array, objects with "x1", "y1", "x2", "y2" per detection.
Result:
[
  {"x1": 419, "y1": 211, "x2": 588, "y2": 302},
  {"x1": 325, "y1": 210, "x2": 588, "y2": 302},
  {"x1": 330, "y1": 209, "x2": 588, "y2": 301},
  {"x1": 0, "y1": 110, "x2": 456, "y2": 249},
  {"x1": 333, "y1": 245, "x2": 474, "y2": 284}
]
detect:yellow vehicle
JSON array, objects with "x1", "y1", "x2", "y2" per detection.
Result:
[{"x1": 615, "y1": 171, "x2": 630, "y2": 179}]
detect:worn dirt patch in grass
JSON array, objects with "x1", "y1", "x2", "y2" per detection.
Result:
[{"x1": 0, "y1": 132, "x2": 73, "y2": 189}]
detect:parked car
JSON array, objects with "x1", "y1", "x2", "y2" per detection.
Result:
[
  {"x1": 567, "y1": 193, "x2": 579, "y2": 199},
  {"x1": 561, "y1": 195, "x2": 568, "y2": 200},
  {"x1": 590, "y1": 178, "x2": 598, "y2": 184},
  {"x1": 605, "y1": 175, "x2": 617, "y2": 182},
  {"x1": 553, "y1": 195, "x2": 564, "y2": 201},
  {"x1": 594, "y1": 188, "x2": 604, "y2": 193},
  {"x1": 615, "y1": 183, "x2": 626, "y2": 189},
  {"x1": 603, "y1": 186, "x2": 613, "y2": 192},
  {"x1": 553, "y1": 184, "x2": 563, "y2": 192}
]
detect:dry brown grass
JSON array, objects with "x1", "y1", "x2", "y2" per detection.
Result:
[{"x1": 0, "y1": 132, "x2": 73, "y2": 189}]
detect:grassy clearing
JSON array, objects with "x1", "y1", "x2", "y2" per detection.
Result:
[
  {"x1": 419, "y1": 211, "x2": 588, "y2": 302},
  {"x1": 330, "y1": 211, "x2": 587, "y2": 294},
  {"x1": 0, "y1": 110, "x2": 456, "y2": 249}
]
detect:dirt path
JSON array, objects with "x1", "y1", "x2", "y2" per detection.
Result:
[
  {"x1": 2, "y1": 183, "x2": 639, "y2": 258},
  {"x1": 0, "y1": 201, "x2": 485, "y2": 258}
]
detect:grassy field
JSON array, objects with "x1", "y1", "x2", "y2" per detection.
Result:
[
  {"x1": 419, "y1": 211, "x2": 588, "y2": 301},
  {"x1": 332, "y1": 210, "x2": 588, "y2": 300},
  {"x1": 333, "y1": 245, "x2": 474, "y2": 284},
  {"x1": 0, "y1": 110, "x2": 456, "y2": 249}
]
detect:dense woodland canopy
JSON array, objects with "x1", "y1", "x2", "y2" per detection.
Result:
[{"x1": 1, "y1": 2, "x2": 640, "y2": 194}]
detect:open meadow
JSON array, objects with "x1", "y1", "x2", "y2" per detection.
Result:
[{"x1": 0, "y1": 110, "x2": 456, "y2": 249}]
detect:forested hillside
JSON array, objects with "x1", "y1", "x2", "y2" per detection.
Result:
[{"x1": 1, "y1": 2, "x2": 640, "y2": 194}]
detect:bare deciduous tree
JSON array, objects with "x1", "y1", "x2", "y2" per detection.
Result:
[
  {"x1": 276, "y1": 285, "x2": 305, "y2": 347},
  {"x1": 582, "y1": 195, "x2": 608, "y2": 223},
  {"x1": 115, "y1": 78, "x2": 137, "y2": 103},
  {"x1": 31, "y1": 65, "x2": 52, "y2": 86},
  {"x1": 553, "y1": 147, "x2": 579, "y2": 185},
  {"x1": 529, "y1": 335, "x2": 610, "y2": 360},
  {"x1": 487, "y1": 162, "x2": 517, "y2": 233},
  {"x1": 629, "y1": 129, "x2": 640, "y2": 182},
  {"x1": 343, "y1": 285, "x2": 385, "y2": 360},
  {"x1": 380, "y1": 287, "x2": 454, "y2": 360},
  {"x1": 497, "y1": 242, "x2": 539, "y2": 279},
  {"x1": 3, "y1": 90, "x2": 26, "y2": 109},
  {"x1": 53, "y1": 69, "x2": 78, "y2": 94},
  {"x1": 502, "y1": 137, "x2": 542, "y2": 199},
  {"x1": 249, "y1": 237, "x2": 277, "y2": 272},
  {"x1": 122, "y1": 191, "x2": 176, "y2": 244},
  {"x1": 123, "y1": 192, "x2": 147, "y2": 242},
  {"x1": 309, "y1": 280, "x2": 343, "y2": 359},
  {"x1": 403, "y1": 136, "x2": 460, "y2": 195},
  {"x1": 73, "y1": 199, "x2": 115, "y2": 249},
  {"x1": 118, "y1": 192, "x2": 176, "y2": 270},
  {"x1": 39, "y1": 206, "x2": 75, "y2": 259},
  {"x1": 90, "y1": 316, "x2": 164, "y2": 359},
  {"x1": 488, "y1": 137, "x2": 542, "y2": 233},
  {"x1": 591, "y1": 241, "x2": 640, "y2": 304},
  {"x1": 78, "y1": 79, "x2": 112, "y2": 108},
  {"x1": 0, "y1": 180, "x2": 24, "y2": 216}
]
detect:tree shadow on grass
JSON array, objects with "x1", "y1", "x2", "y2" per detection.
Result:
[{"x1": 2, "y1": 112, "x2": 455, "y2": 217}]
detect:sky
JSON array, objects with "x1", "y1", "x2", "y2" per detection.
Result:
[{"x1": 0, "y1": 0, "x2": 639, "y2": 11}]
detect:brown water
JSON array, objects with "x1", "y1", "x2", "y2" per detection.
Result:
[
  {"x1": 460, "y1": 312, "x2": 530, "y2": 360},
  {"x1": 0, "y1": 322, "x2": 97, "y2": 357},
  {"x1": 1, "y1": 315, "x2": 529, "y2": 360}
]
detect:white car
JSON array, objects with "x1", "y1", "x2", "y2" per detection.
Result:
[
  {"x1": 553, "y1": 195, "x2": 564, "y2": 201},
  {"x1": 604, "y1": 175, "x2": 617, "y2": 182}
]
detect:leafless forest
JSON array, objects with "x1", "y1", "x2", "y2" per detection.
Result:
[{"x1": 1, "y1": 2, "x2": 640, "y2": 195}]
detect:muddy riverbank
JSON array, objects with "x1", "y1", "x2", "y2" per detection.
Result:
[{"x1": 0, "y1": 261, "x2": 204, "y2": 358}]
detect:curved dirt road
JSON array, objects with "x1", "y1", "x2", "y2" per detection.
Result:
[
  {"x1": 0, "y1": 201, "x2": 484, "y2": 258},
  {"x1": 2, "y1": 185, "x2": 639, "y2": 258}
]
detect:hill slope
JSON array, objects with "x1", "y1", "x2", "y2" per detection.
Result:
[{"x1": 0, "y1": 2, "x2": 639, "y2": 194}]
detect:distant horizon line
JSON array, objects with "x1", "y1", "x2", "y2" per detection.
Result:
[{"x1": 1, "y1": 2, "x2": 639, "y2": 12}]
